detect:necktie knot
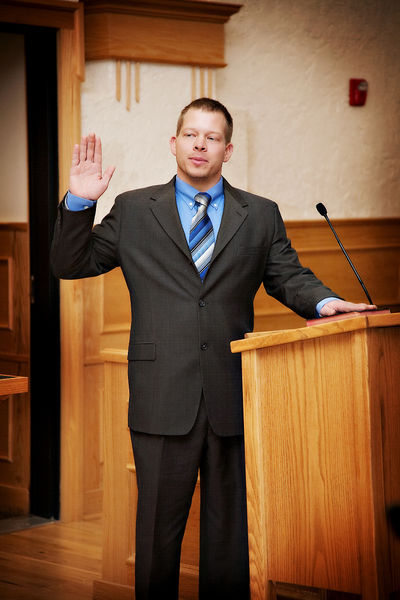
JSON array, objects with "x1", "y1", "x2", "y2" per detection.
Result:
[{"x1": 194, "y1": 192, "x2": 211, "y2": 208}]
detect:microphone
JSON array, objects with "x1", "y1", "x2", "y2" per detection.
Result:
[{"x1": 315, "y1": 203, "x2": 374, "y2": 305}]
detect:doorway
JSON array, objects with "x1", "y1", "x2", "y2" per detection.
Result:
[{"x1": 0, "y1": 22, "x2": 60, "y2": 523}]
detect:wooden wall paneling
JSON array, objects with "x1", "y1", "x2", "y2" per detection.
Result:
[
  {"x1": 102, "y1": 269, "x2": 130, "y2": 344},
  {"x1": 0, "y1": 396, "x2": 12, "y2": 461},
  {"x1": 84, "y1": 0, "x2": 241, "y2": 66},
  {"x1": 253, "y1": 218, "x2": 400, "y2": 332},
  {"x1": 83, "y1": 361, "x2": 104, "y2": 518},
  {"x1": 0, "y1": 225, "x2": 30, "y2": 360},
  {"x1": 0, "y1": 257, "x2": 13, "y2": 330},
  {"x1": 93, "y1": 351, "x2": 134, "y2": 597},
  {"x1": 0, "y1": 225, "x2": 30, "y2": 515},
  {"x1": 80, "y1": 272, "x2": 126, "y2": 520},
  {"x1": 81, "y1": 276, "x2": 104, "y2": 520}
]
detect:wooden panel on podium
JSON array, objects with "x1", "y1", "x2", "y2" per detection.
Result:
[{"x1": 231, "y1": 313, "x2": 400, "y2": 600}]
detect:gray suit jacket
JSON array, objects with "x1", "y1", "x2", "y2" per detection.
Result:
[{"x1": 51, "y1": 177, "x2": 338, "y2": 436}]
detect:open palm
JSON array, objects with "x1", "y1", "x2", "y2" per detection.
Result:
[{"x1": 69, "y1": 133, "x2": 115, "y2": 200}]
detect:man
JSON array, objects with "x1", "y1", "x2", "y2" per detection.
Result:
[{"x1": 51, "y1": 98, "x2": 375, "y2": 599}]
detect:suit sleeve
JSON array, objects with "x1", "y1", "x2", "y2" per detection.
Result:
[
  {"x1": 263, "y1": 205, "x2": 341, "y2": 319},
  {"x1": 50, "y1": 195, "x2": 122, "y2": 279}
]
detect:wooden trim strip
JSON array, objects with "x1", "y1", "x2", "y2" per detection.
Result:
[
  {"x1": 0, "y1": 353, "x2": 29, "y2": 363},
  {"x1": 0, "y1": 223, "x2": 28, "y2": 231},
  {"x1": 0, "y1": 0, "x2": 76, "y2": 29},
  {"x1": 83, "y1": 0, "x2": 242, "y2": 24}
]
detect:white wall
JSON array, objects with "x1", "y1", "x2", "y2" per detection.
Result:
[
  {"x1": 81, "y1": 0, "x2": 400, "y2": 223},
  {"x1": 218, "y1": 0, "x2": 400, "y2": 219},
  {"x1": 0, "y1": 33, "x2": 29, "y2": 223}
]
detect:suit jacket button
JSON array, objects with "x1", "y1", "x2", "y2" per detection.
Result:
[
  {"x1": 199, "y1": 299, "x2": 206, "y2": 307},
  {"x1": 200, "y1": 343, "x2": 208, "y2": 351}
]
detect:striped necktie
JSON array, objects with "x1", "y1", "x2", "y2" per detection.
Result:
[{"x1": 189, "y1": 192, "x2": 215, "y2": 281}]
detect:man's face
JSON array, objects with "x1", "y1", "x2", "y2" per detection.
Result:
[{"x1": 170, "y1": 108, "x2": 233, "y2": 191}]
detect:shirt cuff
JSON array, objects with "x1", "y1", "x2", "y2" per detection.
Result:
[
  {"x1": 315, "y1": 297, "x2": 338, "y2": 317},
  {"x1": 66, "y1": 190, "x2": 97, "y2": 211}
]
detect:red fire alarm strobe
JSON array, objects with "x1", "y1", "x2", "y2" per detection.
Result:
[{"x1": 349, "y1": 78, "x2": 368, "y2": 106}]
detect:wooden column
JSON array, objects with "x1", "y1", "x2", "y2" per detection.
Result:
[{"x1": 57, "y1": 3, "x2": 86, "y2": 522}]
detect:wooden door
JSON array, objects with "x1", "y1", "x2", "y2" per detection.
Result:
[{"x1": 0, "y1": 223, "x2": 30, "y2": 516}]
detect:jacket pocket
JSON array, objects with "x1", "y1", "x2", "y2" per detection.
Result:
[{"x1": 128, "y1": 343, "x2": 156, "y2": 361}]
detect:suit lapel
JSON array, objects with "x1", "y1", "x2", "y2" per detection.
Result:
[
  {"x1": 149, "y1": 178, "x2": 193, "y2": 263},
  {"x1": 210, "y1": 179, "x2": 248, "y2": 266}
]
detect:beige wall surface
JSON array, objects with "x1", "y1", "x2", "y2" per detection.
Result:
[
  {"x1": 80, "y1": 0, "x2": 400, "y2": 223},
  {"x1": 0, "y1": 33, "x2": 29, "y2": 223},
  {"x1": 219, "y1": 0, "x2": 400, "y2": 220}
]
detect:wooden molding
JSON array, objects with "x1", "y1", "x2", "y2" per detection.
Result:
[
  {"x1": 83, "y1": 0, "x2": 242, "y2": 23},
  {"x1": 0, "y1": 223, "x2": 28, "y2": 232},
  {"x1": 84, "y1": 0, "x2": 242, "y2": 66},
  {"x1": 0, "y1": 0, "x2": 77, "y2": 29}
]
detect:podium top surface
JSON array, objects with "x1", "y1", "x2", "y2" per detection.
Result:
[{"x1": 230, "y1": 312, "x2": 400, "y2": 354}]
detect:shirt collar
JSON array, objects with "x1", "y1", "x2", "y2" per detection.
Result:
[{"x1": 175, "y1": 176, "x2": 224, "y2": 210}]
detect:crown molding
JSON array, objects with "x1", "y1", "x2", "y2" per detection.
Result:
[
  {"x1": 0, "y1": 0, "x2": 78, "y2": 29},
  {"x1": 83, "y1": 0, "x2": 242, "y2": 67},
  {"x1": 83, "y1": 0, "x2": 241, "y2": 24}
]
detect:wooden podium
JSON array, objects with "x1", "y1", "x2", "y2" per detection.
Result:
[{"x1": 231, "y1": 313, "x2": 400, "y2": 600}]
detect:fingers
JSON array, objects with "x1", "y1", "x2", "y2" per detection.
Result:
[
  {"x1": 75, "y1": 133, "x2": 99, "y2": 164},
  {"x1": 87, "y1": 133, "x2": 96, "y2": 162},
  {"x1": 352, "y1": 303, "x2": 377, "y2": 311},
  {"x1": 79, "y1": 135, "x2": 88, "y2": 163},
  {"x1": 320, "y1": 299, "x2": 377, "y2": 317},
  {"x1": 93, "y1": 135, "x2": 102, "y2": 165},
  {"x1": 338, "y1": 301, "x2": 377, "y2": 313}
]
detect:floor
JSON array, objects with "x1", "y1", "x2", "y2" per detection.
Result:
[{"x1": 0, "y1": 518, "x2": 102, "y2": 600}]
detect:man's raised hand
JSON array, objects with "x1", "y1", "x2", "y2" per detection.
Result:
[{"x1": 69, "y1": 133, "x2": 115, "y2": 201}]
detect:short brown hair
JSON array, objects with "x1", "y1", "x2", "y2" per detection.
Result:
[{"x1": 176, "y1": 97, "x2": 233, "y2": 143}]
